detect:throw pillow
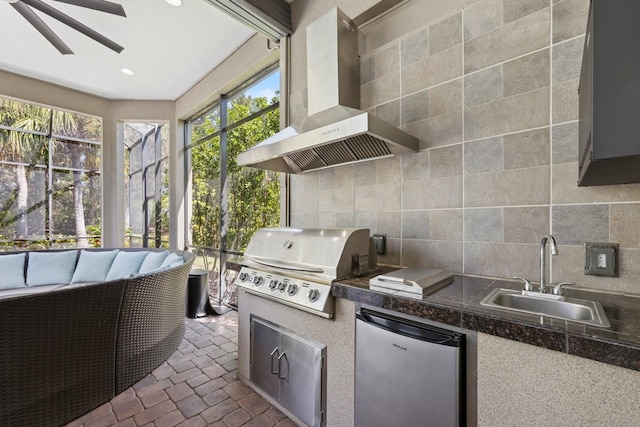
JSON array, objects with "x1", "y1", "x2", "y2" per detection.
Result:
[
  {"x1": 0, "y1": 253, "x2": 27, "y2": 290},
  {"x1": 26, "y1": 250, "x2": 78, "y2": 287},
  {"x1": 160, "y1": 252, "x2": 183, "y2": 268},
  {"x1": 106, "y1": 251, "x2": 149, "y2": 281},
  {"x1": 138, "y1": 250, "x2": 169, "y2": 274},
  {"x1": 71, "y1": 249, "x2": 119, "y2": 283}
]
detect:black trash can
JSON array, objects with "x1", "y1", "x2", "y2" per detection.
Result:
[{"x1": 186, "y1": 269, "x2": 209, "y2": 318}]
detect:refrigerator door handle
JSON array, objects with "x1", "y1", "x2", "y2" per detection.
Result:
[{"x1": 357, "y1": 309, "x2": 462, "y2": 346}]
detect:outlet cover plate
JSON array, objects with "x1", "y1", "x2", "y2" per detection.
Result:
[
  {"x1": 373, "y1": 234, "x2": 386, "y2": 255},
  {"x1": 584, "y1": 242, "x2": 619, "y2": 277}
]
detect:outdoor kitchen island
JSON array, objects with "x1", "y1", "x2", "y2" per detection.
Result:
[{"x1": 235, "y1": 261, "x2": 640, "y2": 426}]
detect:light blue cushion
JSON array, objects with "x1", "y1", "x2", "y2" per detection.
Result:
[
  {"x1": 71, "y1": 249, "x2": 119, "y2": 283},
  {"x1": 130, "y1": 265, "x2": 168, "y2": 278},
  {"x1": 26, "y1": 250, "x2": 78, "y2": 287},
  {"x1": 138, "y1": 250, "x2": 169, "y2": 274},
  {"x1": 160, "y1": 252, "x2": 183, "y2": 268},
  {"x1": 0, "y1": 253, "x2": 27, "y2": 290},
  {"x1": 106, "y1": 251, "x2": 149, "y2": 281}
]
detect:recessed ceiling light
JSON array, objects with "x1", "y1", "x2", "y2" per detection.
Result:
[
  {"x1": 166, "y1": 0, "x2": 182, "y2": 6},
  {"x1": 121, "y1": 68, "x2": 134, "y2": 76}
]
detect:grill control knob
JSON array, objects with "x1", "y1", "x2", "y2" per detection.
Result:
[
  {"x1": 278, "y1": 282, "x2": 287, "y2": 292},
  {"x1": 239, "y1": 272, "x2": 249, "y2": 282},
  {"x1": 287, "y1": 284, "x2": 298, "y2": 296},
  {"x1": 307, "y1": 288, "x2": 320, "y2": 302},
  {"x1": 252, "y1": 276, "x2": 264, "y2": 286},
  {"x1": 269, "y1": 279, "x2": 278, "y2": 291}
]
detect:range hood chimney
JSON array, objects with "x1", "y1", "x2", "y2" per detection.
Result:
[{"x1": 237, "y1": 7, "x2": 419, "y2": 174}]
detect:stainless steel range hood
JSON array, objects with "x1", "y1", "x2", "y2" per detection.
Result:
[{"x1": 237, "y1": 7, "x2": 419, "y2": 174}]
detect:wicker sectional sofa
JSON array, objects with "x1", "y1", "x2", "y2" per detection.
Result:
[{"x1": 0, "y1": 248, "x2": 195, "y2": 427}]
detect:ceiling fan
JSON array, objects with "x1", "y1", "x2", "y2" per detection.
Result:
[{"x1": 2, "y1": 0, "x2": 126, "y2": 55}]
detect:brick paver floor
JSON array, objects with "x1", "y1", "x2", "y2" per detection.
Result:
[{"x1": 66, "y1": 311, "x2": 297, "y2": 427}]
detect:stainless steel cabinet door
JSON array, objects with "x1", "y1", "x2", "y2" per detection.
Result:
[
  {"x1": 278, "y1": 331, "x2": 324, "y2": 427},
  {"x1": 250, "y1": 316, "x2": 326, "y2": 427},
  {"x1": 250, "y1": 318, "x2": 280, "y2": 398}
]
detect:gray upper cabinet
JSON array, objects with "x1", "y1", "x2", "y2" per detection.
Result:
[{"x1": 578, "y1": 0, "x2": 640, "y2": 186}]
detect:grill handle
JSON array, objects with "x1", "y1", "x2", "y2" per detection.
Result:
[{"x1": 249, "y1": 257, "x2": 324, "y2": 274}]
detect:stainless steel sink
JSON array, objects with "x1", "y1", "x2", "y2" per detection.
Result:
[{"x1": 480, "y1": 288, "x2": 611, "y2": 328}]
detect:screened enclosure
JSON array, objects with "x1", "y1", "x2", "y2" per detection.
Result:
[{"x1": 0, "y1": 97, "x2": 102, "y2": 249}]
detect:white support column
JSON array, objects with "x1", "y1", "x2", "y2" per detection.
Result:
[
  {"x1": 279, "y1": 35, "x2": 290, "y2": 227},
  {"x1": 170, "y1": 118, "x2": 187, "y2": 250},
  {"x1": 101, "y1": 111, "x2": 125, "y2": 247}
]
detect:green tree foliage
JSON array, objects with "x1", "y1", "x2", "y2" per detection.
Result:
[
  {"x1": 191, "y1": 138, "x2": 221, "y2": 249},
  {"x1": 190, "y1": 94, "x2": 280, "y2": 253}
]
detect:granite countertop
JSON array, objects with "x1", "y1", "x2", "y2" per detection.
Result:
[{"x1": 332, "y1": 270, "x2": 640, "y2": 372}]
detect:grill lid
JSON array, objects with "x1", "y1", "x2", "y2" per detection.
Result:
[{"x1": 241, "y1": 227, "x2": 374, "y2": 283}]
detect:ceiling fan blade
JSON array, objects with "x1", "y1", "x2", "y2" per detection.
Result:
[
  {"x1": 11, "y1": 2, "x2": 74, "y2": 55},
  {"x1": 51, "y1": 0, "x2": 126, "y2": 17},
  {"x1": 21, "y1": 0, "x2": 124, "y2": 53}
]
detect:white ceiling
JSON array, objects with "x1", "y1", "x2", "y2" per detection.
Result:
[{"x1": 0, "y1": 0, "x2": 257, "y2": 100}]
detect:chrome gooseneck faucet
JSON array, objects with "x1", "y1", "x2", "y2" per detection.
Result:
[{"x1": 539, "y1": 235, "x2": 558, "y2": 293}]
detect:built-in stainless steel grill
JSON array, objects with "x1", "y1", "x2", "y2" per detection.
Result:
[{"x1": 234, "y1": 227, "x2": 374, "y2": 318}]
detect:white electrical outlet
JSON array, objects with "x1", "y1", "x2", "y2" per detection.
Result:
[{"x1": 596, "y1": 253, "x2": 607, "y2": 269}]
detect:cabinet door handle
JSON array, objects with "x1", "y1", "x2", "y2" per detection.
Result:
[
  {"x1": 270, "y1": 348, "x2": 279, "y2": 375},
  {"x1": 277, "y1": 351, "x2": 289, "y2": 380}
]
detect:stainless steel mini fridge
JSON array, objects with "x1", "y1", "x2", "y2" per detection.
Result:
[{"x1": 355, "y1": 308, "x2": 465, "y2": 426}]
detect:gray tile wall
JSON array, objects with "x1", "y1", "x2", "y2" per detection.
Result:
[{"x1": 290, "y1": 0, "x2": 640, "y2": 293}]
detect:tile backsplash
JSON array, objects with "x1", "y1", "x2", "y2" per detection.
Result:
[{"x1": 289, "y1": 0, "x2": 640, "y2": 293}]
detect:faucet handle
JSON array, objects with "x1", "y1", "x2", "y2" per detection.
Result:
[
  {"x1": 552, "y1": 282, "x2": 575, "y2": 296},
  {"x1": 513, "y1": 276, "x2": 534, "y2": 291}
]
